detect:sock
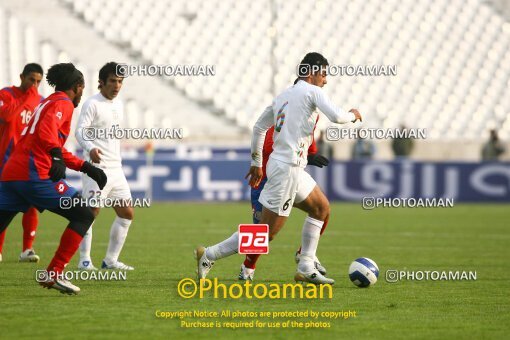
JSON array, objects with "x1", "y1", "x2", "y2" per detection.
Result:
[
  {"x1": 79, "y1": 223, "x2": 94, "y2": 262},
  {"x1": 22, "y1": 207, "x2": 38, "y2": 251},
  {"x1": 205, "y1": 232, "x2": 238, "y2": 261},
  {"x1": 298, "y1": 216, "x2": 324, "y2": 273},
  {"x1": 0, "y1": 229, "x2": 6, "y2": 254},
  {"x1": 243, "y1": 254, "x2": 261, "y2": 269},
  {"x1": 46, "y1": 227, "x2": 83, "y2": 275},
  {"x1": 297, "y1": 215, "x2": 329, "y2": 254},
  {"x1": 104, "y1": 217, "x2": 132, "y2": 265}
]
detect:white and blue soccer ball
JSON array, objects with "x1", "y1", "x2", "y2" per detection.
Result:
[{"x1": 348, "y1": 257, "x2": 379, "y2": 288}]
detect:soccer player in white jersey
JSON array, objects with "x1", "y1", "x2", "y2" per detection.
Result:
[
  {"x1": 196, "y1": 52, "x2": 362, "y2": 284},
  {"x1": 75, "y1": 62, "x2": 134, "y2": 271}
]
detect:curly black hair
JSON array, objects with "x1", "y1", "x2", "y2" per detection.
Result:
[{"x1": 46, "y1": 63, "x2": 84, "y2": 91}]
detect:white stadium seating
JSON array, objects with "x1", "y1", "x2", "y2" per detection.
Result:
[
  {"x1": 58, "y1": 0, "x2": 510, "y2": 140},
  {"x1": 1, "y1": 0, "x2": 509, "y2": 144}
]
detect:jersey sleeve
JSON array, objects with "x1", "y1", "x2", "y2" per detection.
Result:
[
  {"x1": 251, "y1": 104, "x2": 275, "y2": 167},
  {"x1": 74, "y1": 99, "x2": 97, "y2": 153},
  {"x1": 62, "y1": 146, "x2": 84, "y2": 171},
  {"x1": 311, "y1": 88, "x2": 355, "y2": 124}
]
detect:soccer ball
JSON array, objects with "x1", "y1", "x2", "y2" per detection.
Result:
[{"x1": 348, "y1": 257, "x2": 379, "y2": 288}]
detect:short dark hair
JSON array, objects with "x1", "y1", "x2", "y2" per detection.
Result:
[
  {"x1": 22, "y1": 63, "x2": 43, "y2": 76},
  {"x1": 300, "y1": 52, "x2": 329, "y2": 69},
  {"x1": 99, "y1": 62, "x2": 122, "y2": 85},
  {"x1": 295, "y1": 52, "x2": 329, "y2": 82},
  {"x1": 46, "y1": 63, "x2": 84, "y2": 91}
]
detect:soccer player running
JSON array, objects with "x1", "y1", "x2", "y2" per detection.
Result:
[
  {"x1": 0, "y1": 63, "x2": 44, "y2": 263},
  {"x1": 75, "y1": 62, "x2": 134, "y2": 271},
  {"x1": 239, "y1": 124, "x2": 330, "y2": 280},
  {"x1": 196, "y1": 52, "x2": 362, "y2": 284},
  {"x1": 0, "y1": 63, "x2": 107, "y2": 294}
]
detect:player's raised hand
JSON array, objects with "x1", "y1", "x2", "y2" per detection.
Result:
[
  {"x1": 81, "y1": 161, "x2": 107, "y2": 190},
  {"x1": 245, "y1": 166, "x2": 263, "y2": 188},
  {"x1": 89, "y1": 148, "x2": 103, "y2": 163},
  {"x1": 350, "y1": 109, "x2": 362, "y2": 123}
]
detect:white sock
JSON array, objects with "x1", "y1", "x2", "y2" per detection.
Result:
[
  {"x1": 298, "y1": 216, "x2": 324, "y2": 273},
  {"x1": 205, "y1": 232, "x2": 239, "y2": 261},
  {"x1": 79, "y1": 223, "x2": 94, "y2": 262},
  {"x1": 104, "y1": 217, "x2": 132, "y2": 265}
]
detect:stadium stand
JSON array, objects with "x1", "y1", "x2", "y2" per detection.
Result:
[
  {"x1": 1, "y1": 0, "x2": 509, "y2": 160},
  {"x1": 0, "y1": 1, "x2": 243, "y2": 143},
  {"x1": 58, "y1": 0, "x2": 510, "y2": 140}
]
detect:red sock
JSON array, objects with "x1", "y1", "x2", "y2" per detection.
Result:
[
  {"x1": 0, "y1": 229, "x2": 6, "y2": 254},
  {"x1": 243, "y1": 254, "x2": 261, "y2": 269},
  {"x1": 22, "y1": 207, "x2": 38, "y2": 251},
  {"x1": 46, "y1": 228, "x2": 83, "y2": 275},
  {"x1": 297, "y1": 215, "x2": 329, "y2": 254},
  {"x1": 320, "y1": 215, "x2": 329, "y2": 236}
]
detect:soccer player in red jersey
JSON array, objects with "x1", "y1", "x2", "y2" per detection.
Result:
[
  {"x1": 0, "y1": 63, "x2": 44, "y2": 263},
  {"x1": 239, "y1": 121, "x2": 330, "y2": 280},
  {"x1": 0, "y1": 63, "x2": 107, "y2": 295}
]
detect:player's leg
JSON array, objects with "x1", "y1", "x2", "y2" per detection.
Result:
[
  {"x1": 102, "y1": 205, "x2": 134, "y2": 270},
  {"x1": 294, "y1": 205, "x2": 329, "y2": 275},
  {"x1": 0, "y1": 211, "x2": 20, "y2": 257},
  {"x1": 77, "y1": 207, "x2": 99, "y2": 270},
  {"x1": 77, "y1": 171, "x2": 106, "y2": 270},
  {"x1": 0, "y1": 182, "x2": 29, "y2": 261},
  {"x1": 21, "y1": 180, "x2": 94, "y2": 294},
  {"x1": 44, "y1": 201, "x2": 95, "y2": 294},
  {"x1": 240, "y1": 178, "x2": 266, "y2": 280},
  {"x1": 19, "y1": 207, "x2": 40, "y2": 263},
  {"x1": 292, "y1": 182, "x2": 334, "y2": 284},
  {"x1": 0, "y1": 229, "x2": 6, "y2": 262},
  {"x1": 102, "y1": 169, "x2": 134, "y2": 270},
  {"x1": 197, "y1": 158, "x2": 294, "y2": 280},
  {"x1": 197, "y1": 207, "x2": 287, "y2": 279}
]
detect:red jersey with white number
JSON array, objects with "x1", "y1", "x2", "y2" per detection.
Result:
[
  {"x1": 1, "y1": 91, "x2": 84, "y2": 181},
  {"x1": 0, "y1": 86, "x2": 42, "y2": 168}
]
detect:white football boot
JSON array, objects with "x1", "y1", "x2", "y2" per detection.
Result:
[
  {"x1": 38, "y1": 272, "x2": 80, "y2": 295},
  {"x1": 294, "y1": 270, "x2": 335, "y2": 285},
  {"x1": 101, "y1": 260, "x2": 134, "y2": 270},
  {"x1": 295, "y1": 251, "x2": 327, "y2": 275},
  {"x1": 19, "y1": 249, "x2": 40, "y2": 263},
  {"x1": 238, "y1": 264, "x2": 255, "y2": 281},
  {"x1": 194, "y1": 246, "x2": 214, "y2": 280}
]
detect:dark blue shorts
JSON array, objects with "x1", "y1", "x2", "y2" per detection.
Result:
[
  {"x1": 0, "y1": 179, "x2": 78, "y2": 212},
  {"x1": 250, "y1": 177, "x2": 267, "y2": 224}
]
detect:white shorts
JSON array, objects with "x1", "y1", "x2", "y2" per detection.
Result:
[
  {"x1": 81, "y1": 167, "x2": 131, "y2": 204},
  {"x1": 259, "y1": 158, "x2": 316, "y2": 217}
]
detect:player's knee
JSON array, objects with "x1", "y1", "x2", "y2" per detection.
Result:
[
  {"x1": 117, "y1": 208, "x2": 134, "y2": 220},
  {"x1": 310, "y1": 200, "x2": 330, "y2": 221},
  {"x1": 91, "y1": 207, "x2": 100, "y2": 218},
  {"x1": 68, "y1": 207, "x2": 95, "y2": 236}
]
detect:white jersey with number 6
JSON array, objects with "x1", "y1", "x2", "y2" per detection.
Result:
[{"x1": 251, "y1": 80, "x2": 355, "y2": 168}]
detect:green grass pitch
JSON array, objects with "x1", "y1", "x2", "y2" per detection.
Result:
[{"x1": 0, "y1": 203, "x2": 509, "y2": 339}]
